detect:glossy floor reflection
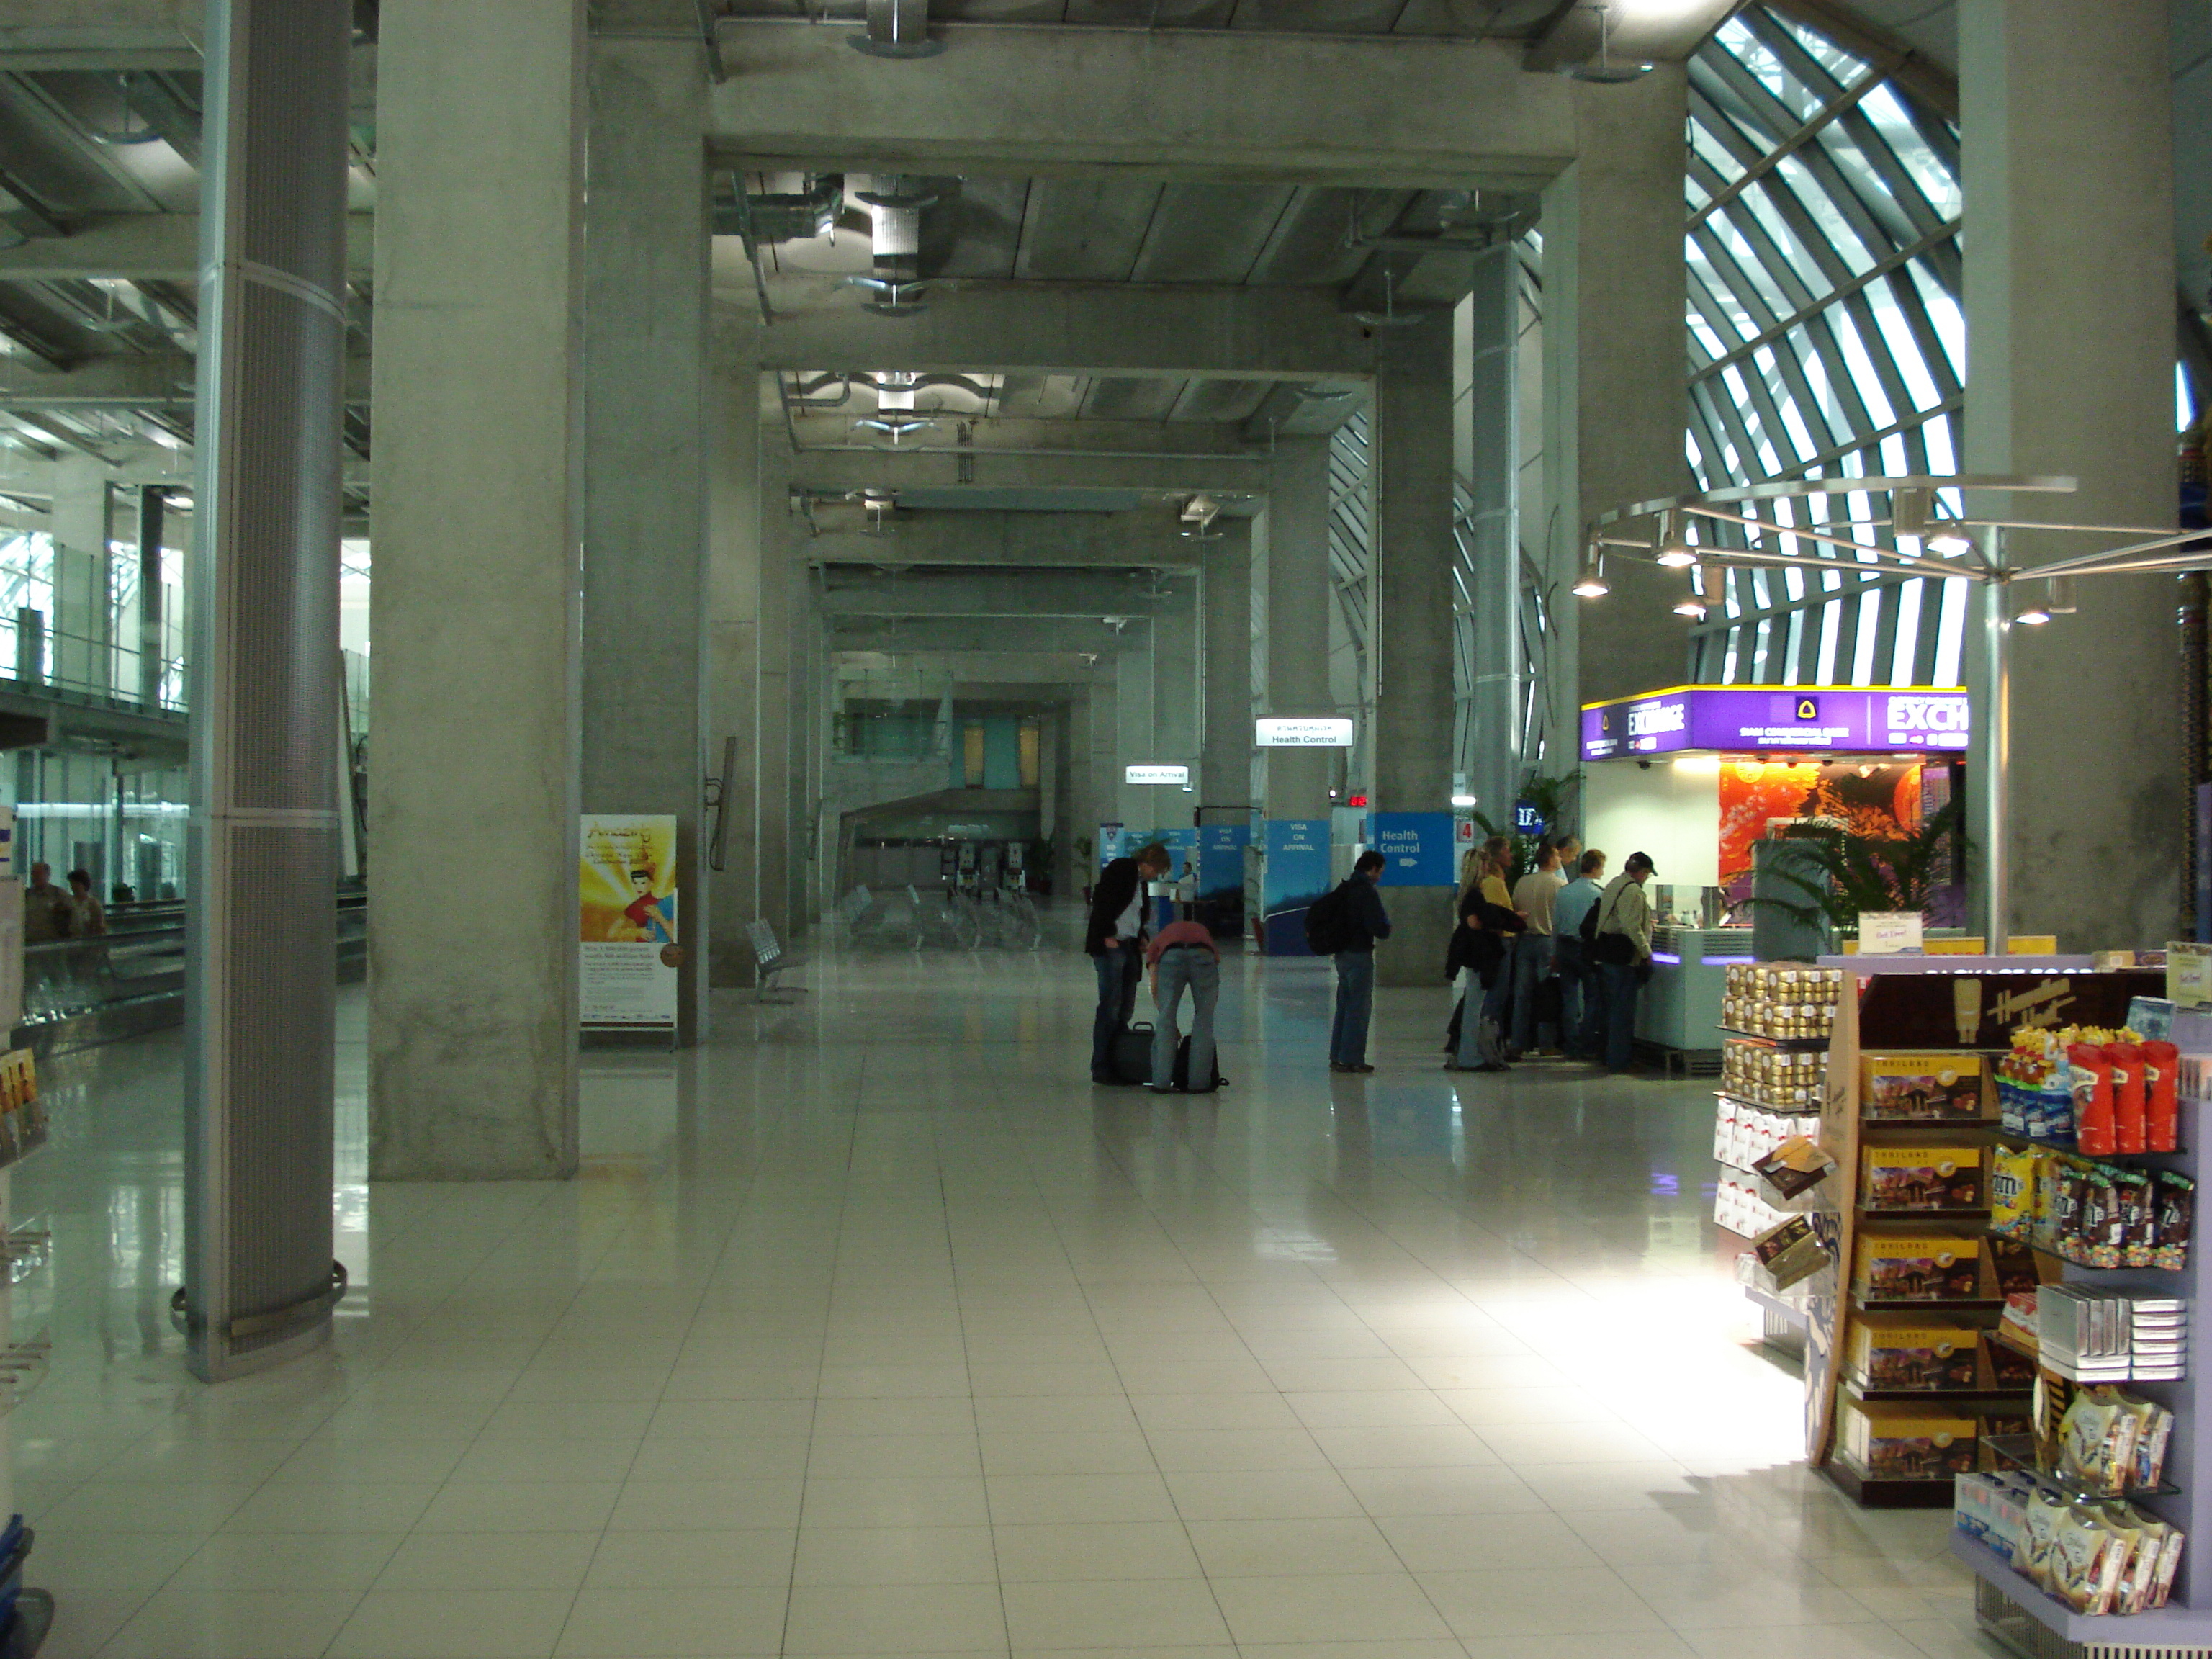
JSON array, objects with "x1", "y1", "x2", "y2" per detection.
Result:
[{"x1": 12, "y1": 925, "x2": 1997, "y2": 1658}]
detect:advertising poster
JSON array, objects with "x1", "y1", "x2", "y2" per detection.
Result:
[
  {"x1": 1369, "y1": 812, "x2": 1455, "y2": 886},
  {"x1": 1718, "y1": 759, "x2": 1922, "y2": 908},
  {"x1": 1262, "y1": 818, "x2": 1332, "y2": 956},
  {"x1": 1198, "y1": 823, "x2": 1251, "y2": 907},
  {"x1": 580, "y1": 814, "x2": 678, "y2": 1028}
]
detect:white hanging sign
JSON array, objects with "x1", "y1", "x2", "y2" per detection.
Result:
[
  {"x1": 1256, "y1": 717, "x2": 1355, "y2": 748},
  {"x1": 1124, "y1": 764, "x2": 1190, "y2": 785}
]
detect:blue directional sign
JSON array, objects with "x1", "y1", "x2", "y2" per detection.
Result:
[{"x1": 1369, "y1": 812, "x2": 1456, "y2": 886}]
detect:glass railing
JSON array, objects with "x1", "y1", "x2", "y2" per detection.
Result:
[{"x1": 18, "y1": 891, "x2": 366, "y2": 1048}]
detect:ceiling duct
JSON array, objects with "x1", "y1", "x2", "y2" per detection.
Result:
[
  {"x1": 717, "y1": 174, "x2": 842, "y2": 243},
  {"x1": 850, "y1": 0, "x2": 945, "y2": 58},
  {"x1": 845, "y1": 175, "x2": 935, "y2": 315}
]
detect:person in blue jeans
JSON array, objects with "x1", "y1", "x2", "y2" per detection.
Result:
[
  {"x1": 1592, "y1": 851, "x2": 1657, "y2": 1072},
  {"x1": 1551, "y1": 849, "x2": 1608, "y2": 1059},
  {"x1": 1146, "y1": 918, "x2": 1220, "y2": 1090},
  {"x1": 1328, "y1": 850, "x2": 1392, "y2": 1073}
]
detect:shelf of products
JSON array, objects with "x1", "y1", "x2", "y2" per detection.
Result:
[{"x1": 1721, "y1": 963, "x2": 1845, "y2": 1043}]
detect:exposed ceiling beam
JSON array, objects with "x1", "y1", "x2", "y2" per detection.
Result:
[
  {"x1": 800, "y1": 506, "x2": 1201, "y2": 568},
  {"x1": 819, "y1": 570, "x2": 1187, "y2": 618},
  {"x1": 0, "y1": 1, "x2": 204, "y2": 68},
  {"x1": 788, "y1": 446, "x2": 1264, "y2": 497},
  {"x1": 0, "y1": 213, "x2": 374, "y2": 283},
  {"x1": 827, "y1": 614, "x2": 1150, "y2": 654},
  {"x1": 0, "y1": 351, "x2": 371, "y2": 409},
  {"x1": 709, "y1": 24, "x2": 1576, "y2": 189},
  {"x1": 747, "y1": 284, "x2": 1380, "y2": 379},
  {"x1": 1524, "y1": 0, "x2": 1740, "y2": 73}
]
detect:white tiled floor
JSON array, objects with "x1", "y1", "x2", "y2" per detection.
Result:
[{"x1": 10, "y1": 919, "x2": 2002, "y2": 1657}]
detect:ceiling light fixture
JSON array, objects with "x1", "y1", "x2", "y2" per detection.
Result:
[
  {"x1": 1571, "y1": 554, "x2": 1610, "y2": 598},
  {"x1": 1928, "y1": 525, "x2": 1975, "y2": 556},
  {"x1": 1672, "y1": 593, "x2": 1709, "y2": 619},
  {"x1": 1655, "y1": 512, "x2": 1698, "y2": 568},
  {"x1": 1565, "y1": 4, "x2": 1653, "y2": 84}
]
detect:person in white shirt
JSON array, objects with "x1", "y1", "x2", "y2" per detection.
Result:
[{"x1": 1507, "y1": 837, "x2": 1568, "y2": 1056}]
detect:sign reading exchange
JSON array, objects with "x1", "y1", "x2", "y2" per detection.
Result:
[{"x1": 1580, "y1": 686, "x2": 1971, "y2": 762}]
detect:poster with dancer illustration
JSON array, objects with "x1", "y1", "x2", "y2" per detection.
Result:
[{"x1": 580, "y1": 814, "x2": 678, "y2": 1028}]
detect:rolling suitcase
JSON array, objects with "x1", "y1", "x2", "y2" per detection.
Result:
[{"x1": 1112, "y1": 1021, "x2": 1156, "y2": 1085}]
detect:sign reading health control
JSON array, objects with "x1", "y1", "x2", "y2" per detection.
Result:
[
  {"x1": 1580, "y1": 686, "x2": 1970, "y2": 762},
  {"x1": 1369, "y1": 812, "x2": 1457, "y2": 886},
  {"x1": 1256, "y1": 717, "x2": 1355, "y2": 748}
]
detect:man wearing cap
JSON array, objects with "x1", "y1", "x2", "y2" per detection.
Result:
[{"x1": 1591, "y1": 850, "x2": 1657, "y2": 1073}]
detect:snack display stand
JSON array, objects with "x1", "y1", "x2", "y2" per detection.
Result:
[{"x1": 1946, "y1": 992, "x2": 2212, "y2": 1655}]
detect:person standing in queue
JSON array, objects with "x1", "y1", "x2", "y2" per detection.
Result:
[
  {"x1": 1508, "y1": 837, "x2": 1567, "y2": 1057},
  {"x1": 1327, "y1": 850, "x2": 1392, "y2": 1074},
  {"x1": 1592, "y1": 850, "x2": 1657, "y2": 1073},
  {"x1": 1551, "y1": 848, "x2": 1607, "y2": 1060},
  {"x1": 1087, "y1": 840, "x2": 1170, "y2": 1085},
  {"x1": 1475, "y1": 836, "x2": 1519, "y2": 1040}
]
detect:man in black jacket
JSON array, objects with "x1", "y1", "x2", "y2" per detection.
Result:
[
  {"x1": 1086, "y1": 842, "x2": 1171, "y2": 1083},
  {"x1": 1328, "y1": 850, "x2": 1392, "y2": 1074}
]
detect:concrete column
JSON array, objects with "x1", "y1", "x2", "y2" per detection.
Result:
[
  {"x1": 1260, "y1": 438, "x2": 1335, "y2": 820},
  {"x1": 1540, "y1": 68, "x2": 1691, "y2": 730},
  {"x1": 1200, "y1": 521, "x2": 1254, "y2": 816},
  {"x1": 1464, "y1": 246, "x2": 1521, "y2": 817},
  {"x1": 1371, "y1": 314, "x2": 1457, "y2": 986},
  {"x1": 183, "y1": 0, "x2": 349, "y2": 1379},
  {"x1": 1960, "y1": 0, "x2": 2179, "y2": 949},
  {"x1": 755, "y1": 457, "x2": 794, "y2": 944},
  {"x1": 706, "y1": 350, "x2": 760, "y2": 986},
  {"x1": 1064, "y1": 688, "x2": 1091, "y2": 892},
  {"x1": 1087, "y1": 674, "x2": 1117, "y2": 849},
  {"x1": 1114, "y1": 626, "x2": 1155, "y2": 824},
  {"x1": 136, "y1": 486, "x2": 166, "y2": 707},
  {"x1": 370, "y1": 0, "x2": 584, "y2": 1179},
  {"x1": 50, "y1": 454, "x2": 109, "y2": 694},
  {"x1": 1154, "y1": 575, "x2": 1201, "y2": 796},
  {"x1": 580, "y1": 36, "x2": 707, "y2": 1044}
]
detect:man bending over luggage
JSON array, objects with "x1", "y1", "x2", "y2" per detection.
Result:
[
  {"x1": 1146, "y1": 914, "x2": 1220, "y2": 1092},
  {"x1": 1087, "y1": 841, "x2": 1171, "y2": 1085}
]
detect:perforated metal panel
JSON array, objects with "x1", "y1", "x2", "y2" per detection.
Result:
[
  {"x1": 184, "y1": 0, "x2": 350, "y2": 1381},
  {"x1": 1975, "y1": 1576, "x2": 2212, "y2": 1659}
]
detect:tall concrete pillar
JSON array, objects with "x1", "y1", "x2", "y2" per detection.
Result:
[
  {"x1": 1154, "y1": 575, "x2": 1202, "y2": 794},
  {"x1": 50, "y1": 454, "x2": 109, "y2": 695},
  {"x1": 1541, "y1": 69, "x2": 1691, "y2": 731},
  {"x1": 1464, "y1": 246, "x2": 1521, "y2": 817},
  {"x1": 1087, "y1": 673, "x2": 1118, "y2": 849},
  {"x1": 706, "y1": 345, "x2": 760, "y2": 987},
  {"x1": 1371, "y1": 315, "x2": 1457, "y2": 986},
  {"x1": 755, "y1": 459, "x2": 794, "y2": 944},
  {"x1": 1259, "y1": 438, "x2": 1335, "y2": 821},
  {"x1": 183, "y1": 0, "x2": 348, "y2": 1379},
  {"x1": 1115, "y1": 626, "x2": 1156, "y2": 824},
  {"x1": 1960, "y1": 0, "x2": 2178, "y2": 949},
  {"x1": 371, "y1": 0, "x2": 584, "y2": 1179},
  {"x1": 580, "y1": 36, "x2": 708, "y2": 1044},
  {"x1": 1200, "y1": 522, "x2": 1254, "y2": 815}
]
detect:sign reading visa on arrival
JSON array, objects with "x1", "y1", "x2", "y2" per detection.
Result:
[
  {"x1": 1255, "y1": 717, "x2": 1355, "y2": 748},
  {"x1": 1580, "y1": 685, "x2": 1970, "y2": 762},
  {"x1": 1124, "y1": 764, "x2": 1190, "y2": 785},
  {"x1": 1369, "y1": 812, "x2": 1456, "y2": 886}
]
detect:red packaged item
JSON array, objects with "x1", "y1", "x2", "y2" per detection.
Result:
[
  {"x1": 2142, "y1": 1039, "x2": 2181, "y2": 1152},
  {"x1": 2070, "y1": 1043, "x2": 2116, "y2": 1157},
  {"x1": 2108, "y1": 1041, "x2": 2146, "y2": 1154}
]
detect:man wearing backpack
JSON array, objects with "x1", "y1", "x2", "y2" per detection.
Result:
[
  {"x1": 1590, "y1": 850, "x2": 1657, "y2": 1072},
  {"x1": 1316, "y1": 850, "x2": 1392, "y2": 1074}
]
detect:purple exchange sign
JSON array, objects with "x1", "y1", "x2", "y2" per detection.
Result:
[{"x1": 1580, "y1": 686, "x2": 1969, "y2": 762}]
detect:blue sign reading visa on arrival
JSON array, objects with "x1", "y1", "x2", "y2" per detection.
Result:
[{"x1": 1369, "y1": 812, "x2": 1456, "y2": 886}]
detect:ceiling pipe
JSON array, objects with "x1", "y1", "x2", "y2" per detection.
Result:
[{"x1": 850, "y1": 0, "x2": 945, "y2": 59}]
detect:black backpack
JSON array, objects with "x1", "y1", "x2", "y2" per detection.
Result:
[{"x1": 1304, "y1": 884, "x2": 1354, "y2": 955}]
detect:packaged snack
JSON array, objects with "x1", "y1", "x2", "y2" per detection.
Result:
[
  {"x1": 2116, "y1": 1512, "x2": 2170, "y2": 1614},
  {"x1": 1856, "y1": 1236, "x2": 1981, "y2": 1302},
  {"x1": 2108, "y1": 1041, "x2": 2147, "y2": 1153},
  {"x1": 2048, "y1": 1506, "x2": 2123, "y2": 1613},
  {"x1": 2032, "y1": 1151, "x2": 2065, "y2": 1252},
  {"x1": 1989, "y1": 1145, "x2": 2035, "y2": 1239},
  {"x1": 2116, "y1": 1170, "x2": 2157, "y2": 1267},
  {"x1": 2052, "y1": 1160, "x2": 2091, "y2": 1262},
  {"x1": 2018, "y1": 1487, "x2": 2069, "y2": 1590},
  {"x1": 1751, "y1": 1212, "x2": 1832, "y2": 1290},
  {"x1": 2058, "y1": 1388, "x2": 2141, "y2": 1496},
  {"x1": 2078, "y1": 1168, "x2": 2125, "y2": 1269},
  {"x1": 2072, "y1": 1043, "x2": 2116, "y2": 1156},
  {"x1": 1753, "y1": 1136, "x2": 1835, "y2": 1200},
  {"x1": 2154, "y1": 1524, "x2": 2187, "y2": 1606},
  {"x1": 2133, "y1": 1401, "x2": 2175, "y2": 1488},
  {"x1": 1990, "y1": 1236, "x2": 2041, "y2": 1298},
  {"x1": 1862, "y1": 1146, "x2": 1982, "y2": 1211},
  {"x1": 2154, "y1": 1171, "x2": 2195, "y2": 1271},
  {"x1": 1838, "y1": 1399, "x2": 1977, "y2": 1478},
  {"x1": 1847, "y1": 1315, "x2": 1979, "y2": 1390},
  {"x1": 2142, "y1": 1038, "x2": 2180, "y2": 1151},
  {"x1": 1866, "y1": 1054, "x2": 1983, "y2": 1122}
]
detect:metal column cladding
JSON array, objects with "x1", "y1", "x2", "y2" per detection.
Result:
[{"x1": 183, "y1": 0, "x2": 349, "y2": 1381}]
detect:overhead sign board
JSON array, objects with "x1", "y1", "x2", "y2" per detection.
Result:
[
  {"x1": 1369, "y1": 812, "x2": 1456, "y2": 886},
  {"x1": 1256, "y1": 717, "x2": 1355, "y2": 748},
  {"x1": 1580, "y1": 686, "x2": 1970, "y2": 762},
  {"x1": 1124, "y1": 764, "x2": 1190, "y2": 785}
]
